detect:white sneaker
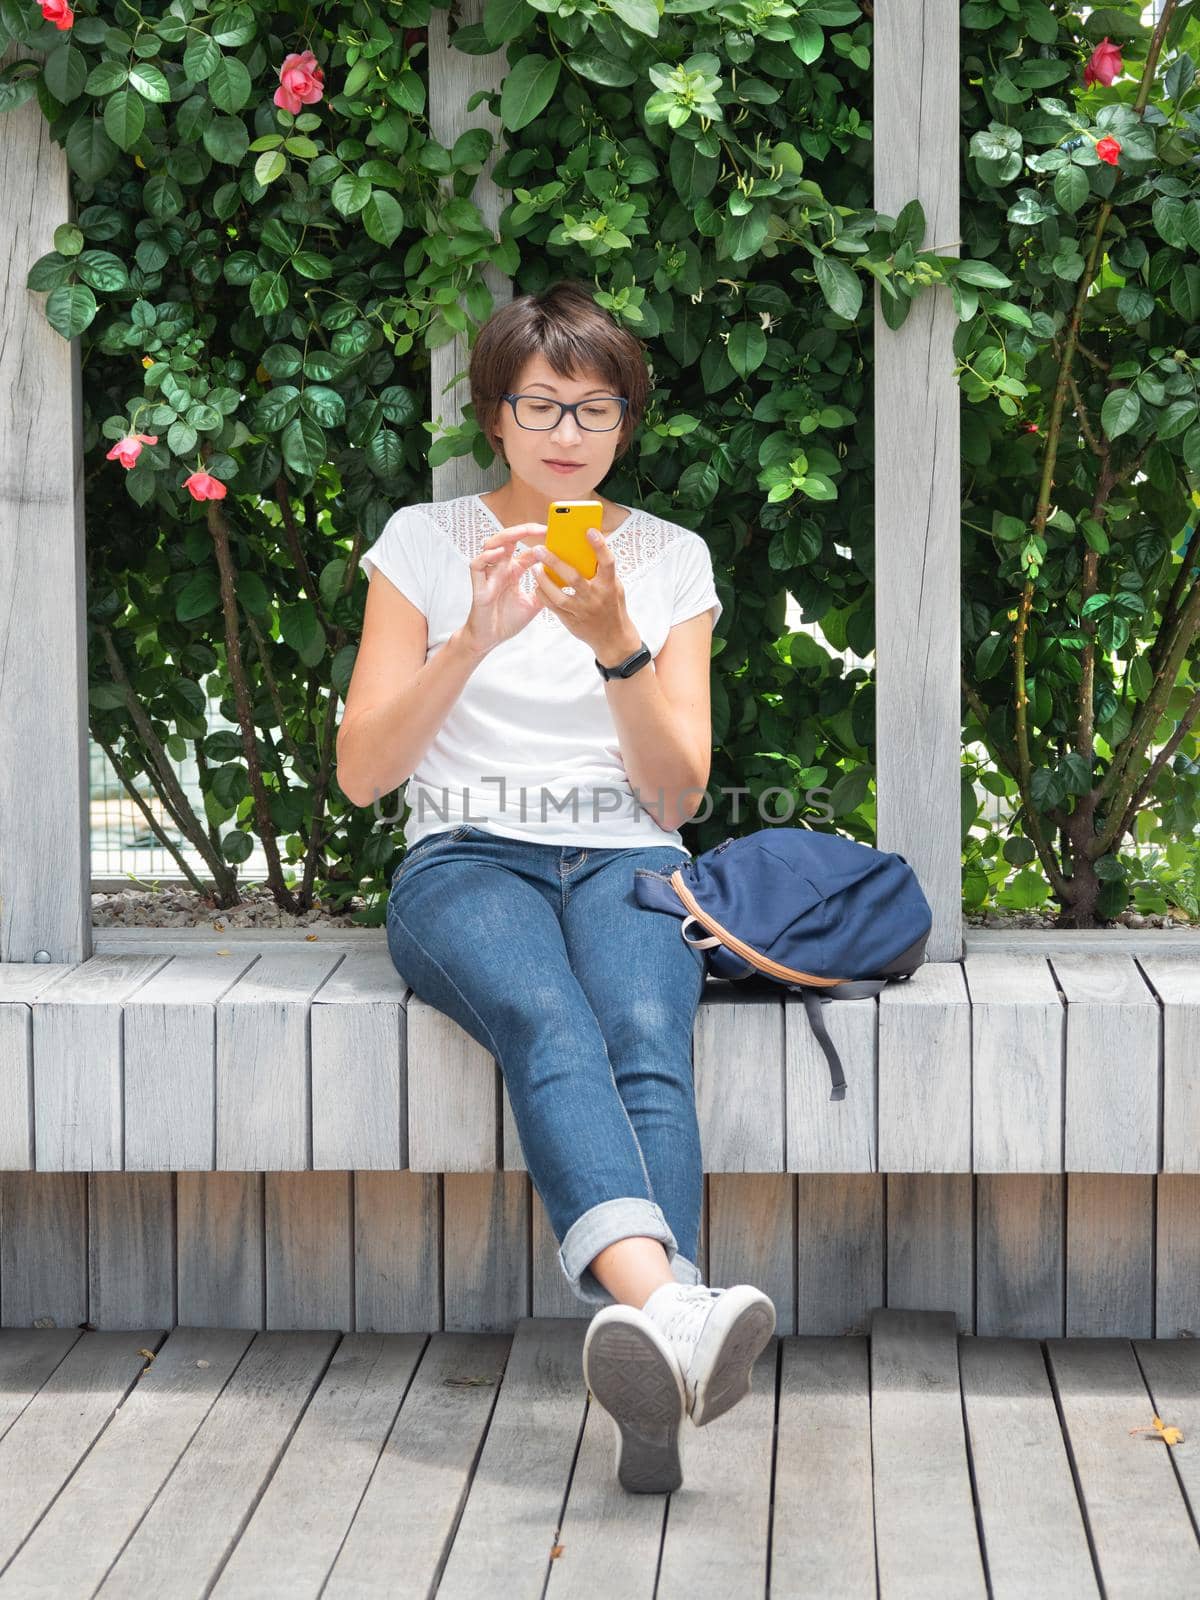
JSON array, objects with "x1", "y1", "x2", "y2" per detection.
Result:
[
  {"x1": 641, "y1": 1282, "x2": 777, "y2": 1427},
  {"x1": 582, "y1": 1303, "x2": 687, "y2": 1494}
]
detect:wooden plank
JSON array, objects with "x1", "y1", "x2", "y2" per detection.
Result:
[
  {"x1": 770, "y1": 1336, "x2": 875, "y2": 1600},
  {"x1": 406, "y1": 997, "x2": 499, "y2": 1172},
  {"x1": 707, "y1": 1173, "x2": 795, "y2": 1335},
  {"x1": 873, "y1": 0, "x2": 962, "y2": 962},
  {"x1": 877, "y1": 963, "x2": 972, "y2": 1171},
  {"x1": 354, "y1": 1171, "x2": 442, "y2": 1333},
  {"x1": 869, "y1": 1308, "x2": 988, "y2": 1598},
  {"x1": 1136, "y1": 955, "x2": 1200, "y2": 1173},
  {"x1": 1155, "y1": 1174, "x2": 1200, "y2": 1339},
  {"x1": 964, "y1": 953, "x2": 1064, "y2": 1172},
  {"x1": 0, "y1": 964, "x2": 78, "y2": 1169},
  {"x1": 541, "y1": 1355, "x2": 672, "y2": 1600},
  {"x1": 443, "y1": 1172, "x2": 529, "y2": 1332},
  {"x1": 886, "y1": 1174, "x2": 974, "y2": 1330},
  {"x1": 177, "y1": 1172, "x2": 264, "y2": 1329},
  {"x1": 785, "y1": 991, "x2": 876, "y2": 1173},
  {"x1": 975, "y1": 1174, "x2": 1063, "y2": 1338},
  {"x1": 322, "y1": 1333, "x2": 511, "y2": 1599},
  {"x1": 31, "y1": 955, "x2": 171, "y2": 1170},
  {"x1": 0, "y1": 1327, "x2": 252, "y2": 1595},
  {"x1": 434, "y1": 1319, "x2": 586, "y2": 1599},
  {"x1": 89, "y1": 1173, "x2": 176, "y2": 1328},
  {"x1": 1066, "y1": 1174, "x2": 1153, "y2": 1337},
  {"x1": 653, "y1": 1342, "x2": 777, "y2": 1598},
  {"x1": 124, "y1": 952, "x2": 257, "y2": 1170},
  {"x1": 796, "y1": 1174, "x2": 884, "y2": 1335},
  {"x1": 958, "y1": 1336, "x2": 1099, "y2": 1598},
  {"x1": 0, "y1": 1329, "x2": 166, "y2": 1568},
  {"x1": 215, "y1": 951, "x2": 346, "y2": 1169},
  {"x1": 693, "y1": 991, "x2": 784, "y2": 1171},
  {"x1": 426, "y1": 0, "x2": 509, "y2": 505},
  {"x1": 265, "y1": 1172, "x2": 353, "y2": 1331},
  {"x1": 311, "y1": 950, "x2": 409, "y2": 1170},
  {"x1": 1046, "y1": 1337, "x2": 1200, "y2": 1595},
  {"x1": 0, "y1": 1325, "x2": 83, "y2": 1436},
  {"x1": 0, "y1": 50, "x2": 91, "y2": 965},
  {"x1": 211, "y1": 1333, "x2": 426, "y2": 1596},
  {"x1": 0, "y1": 1171, "x2": 88, "y2": 1329},
  {"x1": 96, "y1": 1331, "x2": 338, "y2": 1598},
  {"x1": 1053, "y1": 953, "x2": 1160, "y2": 1173},
  {"x1": 1133, "y1": 1337, "x2": 1200, "y2": 1533}
]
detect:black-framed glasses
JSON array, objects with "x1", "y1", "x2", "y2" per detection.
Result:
[{"x1": 499, "y1": 392, "x2": 629, "y2": 432}]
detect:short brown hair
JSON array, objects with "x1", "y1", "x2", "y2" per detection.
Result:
[{"x1": 468, "y1": 280, "x2": 650, "y2": 465}]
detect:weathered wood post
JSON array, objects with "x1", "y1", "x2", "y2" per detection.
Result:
[
  {"x1": 874, "y1": 1, "x2": 963, "y2": 959},
  {"x1": 427, "y1": 2, "x2": 509, "y2": 503},
  {"x1": 0, "y1": 44, "x2": 92, "y2": 966}
]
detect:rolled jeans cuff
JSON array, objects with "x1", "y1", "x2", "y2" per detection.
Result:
[{"x1": 557, "y1": 1197, "x2": 703, "y2": 1308}]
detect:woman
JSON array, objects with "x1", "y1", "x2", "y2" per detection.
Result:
[{"x1": 338, "y1": 279, "x2": 775, "y2": 1494}]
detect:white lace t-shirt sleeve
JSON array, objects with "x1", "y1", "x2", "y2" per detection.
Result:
[
  {"x1": 360, "y1": 504, "x2": 430, "y2": 614},
  {"x1": 671, "y1": 532, "x2": 723, "y2": 629}
]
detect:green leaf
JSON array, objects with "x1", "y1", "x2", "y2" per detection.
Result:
[
  {"x1": 813, "y1": 253, "x2": 862, "y2": 321},
  {"x1": 281, "y1": 414, "x2": 327, "y2": 476},
  {"x1": 43, "y1": 43, "x2": 88, "y2": 103},
  {"x1": 1100, "y1": 387, "x2": 1140, "y2": 440},
  {"x1": 607, "y1": 0, "x2": 660, "y2": 35},
  {"x1": 566, "y1": 50, "x2": 638, "y2": 88},
  {"x1": 500, "y1": 54, "x2": 560, "y2": 132},
  {"x1": 208, "y1": 55, "x2": 252, "y2": 114},
  {"x1": 44, "y1": 283, "x2": 98, "y2": 338},
  {"x1": 727, "y1": 322, "x2": 767, "y2": 377},
  {"x1": 128, "y1": 63, "x2": 170, "y2": 103},
  {"x1": 103, "y1": 88, "x2": 146, "y2": 150},
  {"x1": 953, "y1": 259, "x2": 1013, "y2": 289},
  {"x1": 75, "y1": 250, "x2": 129, "y2": 292},
  {"x1": 331, "y1": 173, "x2": 372, "y2": 217},
  {"x1": 280, "y1": 600, "x2": 326, "y2": 666},
  {"x1": 177, "y1": 571, "x2": 221, "y2": 622},
  {"x1": 65, "y1": 117, "x2": 119, "y2": 184},
  {"x1": 1053, "y1": 164, "x2": 1088, "y2": 215},
  {"x1": 362, "y1": 190, "x2": 404, "y2": 247}
]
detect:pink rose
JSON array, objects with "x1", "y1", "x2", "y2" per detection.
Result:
[
  {"x1": 1095, "y1": 136, "x2": 1122, "y2": 167},
  {"x1": 273, "y1": 50, "x2": 325, "y2": 114},
  {"x1": 1083, "y1": 37, "x2": 1123, "y2": 88},
  {"x1": 183, "y1": 471, "x2": 227, "y2": 501},
  {"x1": 105, "y1": 432, "x2": 158, "y2": 470},
  {"x1": 39, "y1": 0, "x2": 75, "y2": 30}
]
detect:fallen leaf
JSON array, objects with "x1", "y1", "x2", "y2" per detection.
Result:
[{"x1": 1129, "y1": 1414, "x2": 1184, "y2": 1446}]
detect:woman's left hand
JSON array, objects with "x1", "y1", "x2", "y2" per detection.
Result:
[{"x1": 531, "y1": 529, "x2": 639, "y2": 661}]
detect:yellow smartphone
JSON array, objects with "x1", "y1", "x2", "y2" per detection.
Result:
[{"x1": 544, "y1": 500, "x2": 603, "y2": 589}]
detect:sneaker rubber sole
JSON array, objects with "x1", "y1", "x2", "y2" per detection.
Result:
[
  {"x1": 688, "y1": 1285, "x2": 777, "y2": 1427},
  {"x1": 582, "y1": 1306, "x2": 686, "y2": 1494}
]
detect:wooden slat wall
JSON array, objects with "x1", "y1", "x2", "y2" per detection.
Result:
[
  {"x1": 0, "y1": 43, "x2": 92, "y2": 966},
  {"x1": 874, "y1": 0, "x2": 962, "y2": 959},
  {"x1": 3, "y1": 952, "x2": 1198, "y2": 1183},
  {"x1": 1, "y1": 1168, "x2": 1196, "y2": 1338}
]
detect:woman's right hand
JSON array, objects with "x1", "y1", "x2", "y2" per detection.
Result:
[{"x1": 460, "y1": 522, "x2": 550, "y2": 656}]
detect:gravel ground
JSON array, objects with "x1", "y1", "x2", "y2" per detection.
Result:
[{"x1": 90, "y1": 885, "x2": 1198, "y2": 932}]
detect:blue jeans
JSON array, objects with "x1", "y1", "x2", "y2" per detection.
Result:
[{"x1": 385, "y1": 825, "x2": 708, "y2": 1309}]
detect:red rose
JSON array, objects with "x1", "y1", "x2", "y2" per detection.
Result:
[
  {"x1": 1084, "y1": 37, "x2": 1123, "y2": 88},
  {"x1": 39, "y1": 0, "x2": 74, "y2": 29},
  {"x1": 1095, "y1": 136, "x2": 1121, "y2": 167},
  {"x1": 183, "y1": 471, "x2": 228, "y2": 501},
  {"x1": 273, "y1": 49, "x2": 325, "y2": 115}
]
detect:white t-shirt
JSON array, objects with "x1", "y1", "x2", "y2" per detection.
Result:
[{"x1": 359, "y1": 492, "x2": 723, "y2": 853}]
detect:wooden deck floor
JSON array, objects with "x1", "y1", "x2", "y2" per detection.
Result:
[{"x1": 0, "y1": 1309, "x2": 1196, "y2": 1597}]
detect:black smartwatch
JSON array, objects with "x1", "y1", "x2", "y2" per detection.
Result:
[{"x1": 595, "y1": 639, "x2": 653, "y2": 680}]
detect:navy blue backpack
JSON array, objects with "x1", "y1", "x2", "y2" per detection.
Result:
[{"x1": 634, "y1": 829, "x2": 933, "y2": 1102}]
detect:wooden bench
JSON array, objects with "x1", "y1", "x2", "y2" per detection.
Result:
[{"x1": 1, "y1": 932, "x2": 1196, "y2": 1337}]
